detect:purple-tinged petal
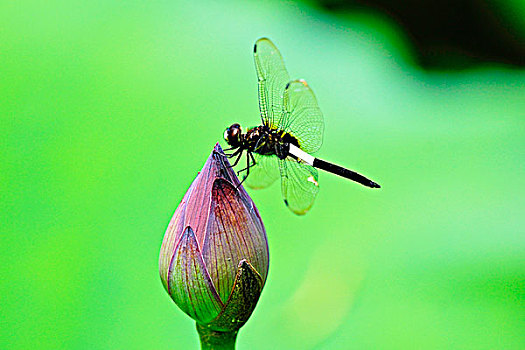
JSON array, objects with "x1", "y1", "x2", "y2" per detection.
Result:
[
  {"x1": 159, "y1": 195, "x2": 187, "y2": 292},
  {"x1": 205, "y1": 260, "x2": 264, "y2": 332},
  {"x1": 202, "y1": 178, "x2": 269, "y2": 303},
  {"x1": 160, "y1": 145, "x2": 221, "y2": 284},
  {"x1": 168, "y1": 226, "x2": 223, "y2": 324}
]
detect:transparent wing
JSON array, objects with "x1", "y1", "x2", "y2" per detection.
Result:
[
  {"x1": 280, "y1": 79, "x2": 324, "y2": 154},
  {"x1": 245, "y1": 153, "x2": 280, "y2": 190},
  {"x1": 279, "y1": 157, "x2": 320, "y2": 215},
  {"x1": 254, "y1": 38, "x2": 290, "y2": 129}
]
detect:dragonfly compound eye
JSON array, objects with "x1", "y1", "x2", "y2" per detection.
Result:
[{"x1": 224, "y1": 124, "x2": 242, "y2": 147}]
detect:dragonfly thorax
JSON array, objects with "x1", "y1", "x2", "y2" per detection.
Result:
[
  {"x1": 245, "y1": 125, "x2": 300, "y2": 159},
  {"x1": 224, "y1": 123, "x2": 300, "y2": 159}
]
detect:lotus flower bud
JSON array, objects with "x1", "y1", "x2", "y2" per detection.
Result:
[{"x1": 159, "y1": 143, "x2": 269, "y2": 334}]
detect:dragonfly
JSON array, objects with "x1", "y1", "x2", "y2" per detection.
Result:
[{"x1": 223, "y1": 38, "x2": 380, "y2": 215}]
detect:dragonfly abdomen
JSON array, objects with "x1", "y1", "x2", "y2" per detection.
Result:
[{"x1": 313, "y1": 158, "x2": 381, "y2": 188}]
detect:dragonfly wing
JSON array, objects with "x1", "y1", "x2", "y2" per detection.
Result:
[
  {"x1": 245, "y1": 153, "x2": 280, "y2": 190},
  {"x1": 279, "y1": 157, "x2": 320, "y2": 215},
  {"x1": 254, "y1": 38, "x2": 290, "y2": 129},
  {"x1": 281, "y1": 79, "x2": 324, "y2": 154}
]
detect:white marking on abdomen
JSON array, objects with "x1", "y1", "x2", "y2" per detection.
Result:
[{"x1": 288, "y1": 144, "x2": 315, "y2": 166}]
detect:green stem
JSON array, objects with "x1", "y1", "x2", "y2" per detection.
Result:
[{"x1": 196, "y1": 323, "x2": 238, "y2": 350}]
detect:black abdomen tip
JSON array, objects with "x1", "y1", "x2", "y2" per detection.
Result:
[{"x1": 254, "y1": 43, "x2": 257, "y2": 53}]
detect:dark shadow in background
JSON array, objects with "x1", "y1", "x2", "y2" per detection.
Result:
[{"x1": 317, "y1": 0, "x2": 525, "y2": 69}]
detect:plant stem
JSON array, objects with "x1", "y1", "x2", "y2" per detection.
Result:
[{"x1": 196, "y1": 323, "x2": 238, "y2": 350}]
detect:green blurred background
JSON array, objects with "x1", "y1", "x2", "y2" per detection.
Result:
[{"x1": 2, "y1": 0, "x2": 524, "y2": 349}]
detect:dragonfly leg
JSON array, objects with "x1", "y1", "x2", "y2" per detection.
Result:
[
  {"x1": 249, "y1": 151, "x2": 256, "y2": 167},
  {"x1": 226, "y1": 150, "x2": 240, "y2": 158},
  {"x1": 236, "y1": 159, "x2": 250, "y2": 175},
  {"x1": 217, "y1": 146, "x2": 242, "y2": 158},
  {"x1": 237, "y1": 152, "x2": 254, "y2": 187},
  {"x1": 222, "y1": 147, "x2": 239, "y2": 157},
  {"x1": 236, "y1": 151, "x2": 256, "y2": 175},
  {"x1": 214, "y1": 147, "x2": 233, "y2": 157},
  {"x1": 229, "y1": 149, "x2": 244, "y2": 168}
]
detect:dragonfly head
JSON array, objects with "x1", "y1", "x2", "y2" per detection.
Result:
[{"x1": 224, "y1": 123, "x2": 242, "y2": 148}]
